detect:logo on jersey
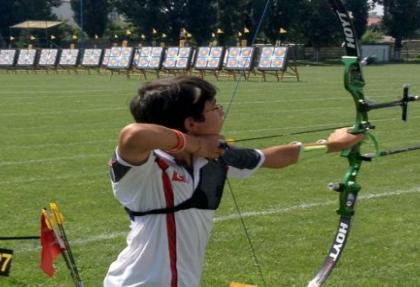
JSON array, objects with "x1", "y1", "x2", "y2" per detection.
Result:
[{"x1": 172, "y1": 171, "x2": 187, "y2": 183}]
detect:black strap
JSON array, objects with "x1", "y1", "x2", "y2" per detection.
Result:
[
  {"x1": 124, "y1": 152, "x2": 232, "y2": 219},
  {"x1": 125, "y1": 201, "x2": 194, "y2": 220},
  {"x1": 0, "y1": 236, "x2": 40, "y2": 241},
  {"x1": 125, "y1": 156, "x2": 197, "y2": 219}
]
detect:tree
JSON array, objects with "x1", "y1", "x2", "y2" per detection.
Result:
[
  {"x1": 214, "y1": 0, "x2": 247, "y2": 45},
  {"x1": 70, "y1": 0, "x2": 109, "y2": 38},
  {"x1": 344, "y1": 0, "x2": 370, "y2": 40},
  {"x1": 380, "y1": 0, "x2": 420, "y2": 60},
  {"x1": 361, "y1": 28, "x2": 385, "y2": 43},
  {"x1": 160, "y1": 0, "x2": 190, "y2": 44},
  {"x1": 111, "y1": 0, "x2": 185, "y2": 45},
  {"x1": 299, "y1": 0, "x2": 342, "y2": 61},
  {"x1": 264, "y1": 0, "x2": 307, "y2": 44},
  {"x1": 185, "y1": 0, "x2": 217, "y2": 45},
  {"x1": 0, "y1": 0, "x2": 59, "y2": 47}
]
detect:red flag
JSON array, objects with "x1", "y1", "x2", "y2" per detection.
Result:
[{"x1": 39, "y1": 211, "x2": 62, "y2": 277}]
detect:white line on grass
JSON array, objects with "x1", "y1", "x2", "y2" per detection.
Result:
[
  {"x1": 0, "y1": 106, "x2": 126, "y2": 117},
  {"x1": 0, "y1": 89, "x2": 133, "y2": 96},
  {"x1": 16, "y1": 186, "x2": 420, "y2": 253},
  {"x1": 0, "y1": 154, "x2": 106, "y2": 166},
  {"x1": 214, "y1": 187, "x2": 420, "y2": 222},
  {"x1": 3, "y1": 97, "x2": 413, "y2": 117},
  {"x1": 225, "y1": 115, "x2": 420, "y2": 135},
  {"x1": 0, "y1": 172, "x2": 105, "y2": 186},
  {"x1": 3, "y1": 91, "x2": 416, "y2": 117},
  {"x1": 0, "y1": 90, "x2": 391, "y2": 103},
  {"x1": 221, "y1": 93, "x2": 394, "y2": 105},
  {"x1": 1, "y1": 139, "x2": 115, "y2": 151}
]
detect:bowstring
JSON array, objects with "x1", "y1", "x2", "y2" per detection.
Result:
[
  {"x1": 221, "y1": 1, "x2": 272, "y2": 286},
  {"x1": 222, "y1": 0, "x2": 272, "y2": 122},
  {"x1": 226, "y1": 179, "x2": 268, "y2": 287}
]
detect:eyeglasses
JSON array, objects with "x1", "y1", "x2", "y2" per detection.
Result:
[{"x1": 203, "y1": 104, "x2": 223, "y2": 113}]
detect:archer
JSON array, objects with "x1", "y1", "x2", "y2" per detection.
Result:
[{"x1": 103, "y1": 75, "x2": 363, "y2": 287}]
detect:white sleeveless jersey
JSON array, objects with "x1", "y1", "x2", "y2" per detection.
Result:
[{"x1": 104, "y1": 148, "x2": 264, "y2": 287}]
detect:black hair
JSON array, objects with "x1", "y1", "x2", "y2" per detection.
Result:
[{"x1": 129, "y1": 76, "x2": 217, "y2": 132}]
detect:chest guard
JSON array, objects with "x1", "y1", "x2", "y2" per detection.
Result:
[{"x1": 109, "y1": 147, "x2": 261, "y2": 219}]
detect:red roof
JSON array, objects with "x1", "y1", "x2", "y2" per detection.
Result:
[{"x1": 367, "y1": 16, "x2": 382, "y2": 27}]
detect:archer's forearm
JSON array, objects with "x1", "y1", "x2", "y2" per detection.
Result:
[
  {"x1": 261, "y1": 144, "x2": 301, "y2": 168},
  {"x1": 118, "y1": 123, "x2": 201, "y2": 164}
]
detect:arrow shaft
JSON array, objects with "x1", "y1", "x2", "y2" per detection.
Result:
[{"x1": 232, "y1": 125, "x2": 347, "y2": 143}]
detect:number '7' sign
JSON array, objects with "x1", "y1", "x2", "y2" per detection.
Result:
[{"x1": 0, "y1": 249, "x2": 13, "y2": 276}]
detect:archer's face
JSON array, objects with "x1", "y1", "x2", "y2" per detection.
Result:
[{"x1": 189, "y1": 100, "x2": 224, "y2": 135}]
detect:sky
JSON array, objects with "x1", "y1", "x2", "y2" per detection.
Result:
[
  {"x1": 371, "y1": 3, "x2": 384, "y2": 16},
  {"x1": 51, "y1": 0, "x2": 75, "y2": 25}
]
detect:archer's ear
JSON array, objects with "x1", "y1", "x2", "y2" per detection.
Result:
[{"x1": 184, "y1": 117, "x2": 196, "y2": 133}]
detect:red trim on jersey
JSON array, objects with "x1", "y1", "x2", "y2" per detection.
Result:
[{"x1": 157, "y1": 158, "x2": 178, "y2": 287}]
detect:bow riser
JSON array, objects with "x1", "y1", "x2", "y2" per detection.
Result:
[
  {"x1": 339, "y1": 155, "x2": 362, "y2": 215},
  {"x1": 342, "y1": 57, "x2": 371, "y2": 133}
]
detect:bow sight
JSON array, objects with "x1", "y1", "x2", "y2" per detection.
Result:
[{"x1": 359, "y1": 85, "x2": 419, "y2": 122}]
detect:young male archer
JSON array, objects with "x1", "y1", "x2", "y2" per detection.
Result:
[{"x1": 104, "y1": 76, "x2": 362, "y2": 287}]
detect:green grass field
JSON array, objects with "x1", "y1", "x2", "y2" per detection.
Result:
[{"x1": 1, "y1": 64, "x2": 420, "y2": 287}]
